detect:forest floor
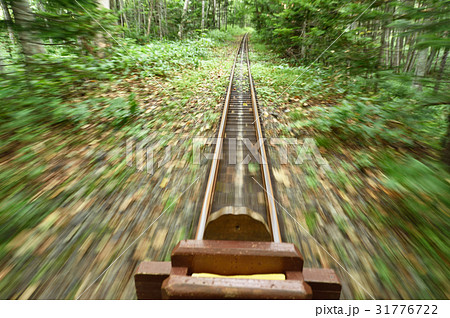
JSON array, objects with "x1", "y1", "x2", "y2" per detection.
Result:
[
  {"x1": 0, "y1": 38, "x2": 235, "y2": 299},
  {"x1": 250, "y1": 41, "x2": 448, "y2": 299},
  {"x1": 0, "y1": 33, "x2": 448, "y2": 300}
]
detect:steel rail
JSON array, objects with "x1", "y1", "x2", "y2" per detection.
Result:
[
  {"x1": 195, "y1": 35, "x2": 246, "y2": 240},
  {"x1": 195, "y1": 33, "x2": 280, "y2": 242},
  {"x1": 245, "y1": 36, "x2": 281, "y2": 242}
]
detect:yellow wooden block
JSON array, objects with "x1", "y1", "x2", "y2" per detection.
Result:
[{"x1": 191, "y1": 273, "x2": 285, "y2": 280}]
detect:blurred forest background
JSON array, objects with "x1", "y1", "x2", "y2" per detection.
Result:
[{"x1": 0, "y1": 0, "x2": 449, "y2": 299}]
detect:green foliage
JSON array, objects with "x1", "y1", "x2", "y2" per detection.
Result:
[
  {"x1": 0, "y1": 18, "x2": 239, "y2": 252},
  {"x1": 128, "y1": 92, "x2": 138, "y2": 116},
  {"x1": 380, "y1": 155, "x2": 450, "y2": 210},
  {"x1": 311, "y1": 99, "x2": 409, "y2": 145},
  {"x1": 99, "y1": 95, "x2": 141, "y2": 128},
  {"x1": 252, "y1": 0, "x2": 380, "y2": 71},
  {"x1": 376, "y1": 154, "x2": 450, "y2": 283},
  {"x1": 108, "y1": 38, "x2": 213, "y2": 77},
  {"x1": 288, "y1": 110, "x2": 305, "y2": 121},
  {"x1": 308, "y1": 96, "x2": 445, "y2": 148},
  {"x1": 204, "y1": 29, "x2": 237, "y2": 43},
  {"x1": 251, "y1": 48, "x2": 447, "y2": 150},
  {"x1": 202, "y1": 26, "x2": 252, "y2": 43},
  {"x1": 0, "y1": 32, "x2": 225, "y2": 146},
  {"x1": 0, "y1": 52, "x2": 113, "y2": 142},
  {"x1": 34, "y1": 0, "x2": 113, "y2": 43}
]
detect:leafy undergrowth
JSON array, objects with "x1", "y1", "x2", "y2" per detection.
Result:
[
  {"x1": 0, "y1": 29, "x2": 242, "y2": 250},
  {"x1": 251, "y1": 39, "x2": 449, "y2": 299},
  {"x1": 0, "y1": 31, "x2": 239, "y2": 299}
]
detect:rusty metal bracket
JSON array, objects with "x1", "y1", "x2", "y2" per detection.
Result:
[{"x1": 134, "y1": 240, "x2": 341, "y2": 299}]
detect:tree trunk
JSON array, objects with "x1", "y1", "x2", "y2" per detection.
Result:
[
  {"x1": 434, "y1": 48, "x2": 448, "y2": 92},
  {"x1": 213, "y1": 0, "x2": 216, "y2": 28},
  {"x1": 163, "y1": 0, "x2": 167, "y2": 33},
  {"x1": 404, "y1": 33, "x2": 416, "y2": 72},
  {"x1": 218, "y1": 0, "x2": 221, "y2": 30},
  {"x1": 119, "y1": 0, "x2": 129, "y2": 27},
  {"x1": 201, "y1": 0, "x2": 205, "y2": 30},
  {"x1": 146, "y1": 0, "x2": 154, "y2": 36},
  {"x1": 0, "y1": 0, "x2": 15, "y2": 42},
  {"x1": 414, "y1": 48, "x2": 428, "y2": 90},
  {"x1": 94, "y1": 0, "x2": 110, "y2": 56},
  {"x1": 397, "y1": 36, "x2": 404, "y2": 73},
  {"x1": 375, "y1": 14, "x2": 387, "y2": 91},
  {"x1": 157, "y1": 0, "x2": 163, "y2": 39},
  {"x1": 178, "y1": 0, "x2": 189, "y2": 39},
  {"x1": 137, "y1": 0, "x2": 142, "y2": 34},
  {"x1": 300, "y1": 16, "x2": 307, "y2": 59},
  {"x1": 425, "y1": 48, "x2": 437, "y2": 75},
  {"x1": 389, "y1": 30, "x2": 395, "y2": 68},
  {"x1": 224, "y1": 0, "x2": 227, "y2": 30},
  {"x1": 10, "y1": 0, "x2": 46, "y2": 61},
  {"x1": 442, "y1": 114, "x2": 450, "y2": 168},
  {"x1": 403, "y1": 39, "x2": 412, "y2": 72},
  {"x1": 433, "y1": 49, "x2": 441, "y2": 72},
  {"x1": 254, "y1": 0, "x2": 261, "y2": 30},
  {"x1": 205, "y1": 0, "x2": 210, "y2": 28}
]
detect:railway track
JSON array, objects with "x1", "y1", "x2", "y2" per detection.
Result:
[
  {"x1": 134, "y1": 34, "x2": 342, "y2": 300},
  {"x1": 196, "y1": 33, "x2": 280, "y2": 243}
]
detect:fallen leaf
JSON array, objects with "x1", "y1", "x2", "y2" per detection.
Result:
[{"x1": 160, "y1": 177, "x2": 169, "y2": 188}]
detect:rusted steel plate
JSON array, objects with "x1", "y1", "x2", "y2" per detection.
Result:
[
  {"x1": 303, "y1": 267, "x2": 342, "y2": 300},
  {"x1": 171, "y1": 240, "x2": 304, "y2": 275},
  {"x1": 134, "y1": 248, "x2": 342, "y2": 299},
  {"x1": 161, "y1": 275, "x2": 312, "y2": 300},
  {"x1": 204, "y1": 206, "x2": 272, "y2": 242},
  {"x1": 134, "y1": 261, "x2": 171, "y2": 300}
]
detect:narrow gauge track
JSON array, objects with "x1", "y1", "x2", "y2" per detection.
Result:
[
  {"x1": 195, "y1": 33, "x2": 281, "y2": 243},
  {"x1": 134, "y1": 34, "x2": 341, "y2": 300}
]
